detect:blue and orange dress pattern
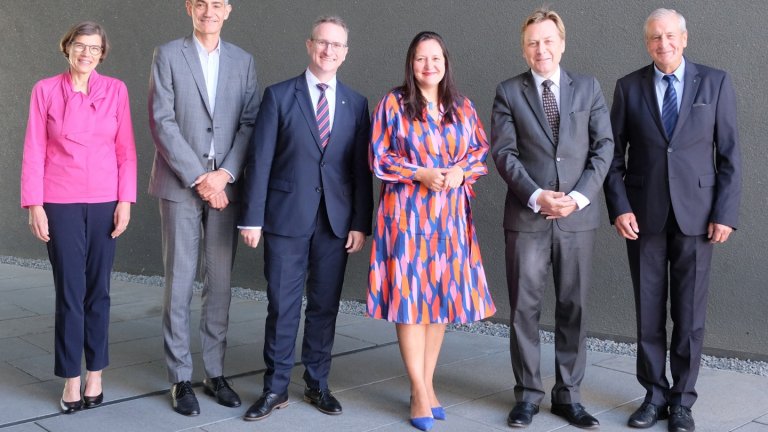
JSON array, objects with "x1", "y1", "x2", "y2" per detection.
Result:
[{"x1": 367, "y1": 90, "x2": 496, "y2": 324}]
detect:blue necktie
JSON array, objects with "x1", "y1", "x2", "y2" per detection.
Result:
[
  {"x1": 661, "y1": 74, "x2": 678, "y2": 137},
  {"x1": 316, "y1": 83, "x2": 330, "y2": 148}
]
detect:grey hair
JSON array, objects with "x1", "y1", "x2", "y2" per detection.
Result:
[
  {"x1": 645, "y1": 8, "x2": 687, "y2": 36},
  {"x1": 310, "y1": 15, "x2": 349, "y2": 40}
]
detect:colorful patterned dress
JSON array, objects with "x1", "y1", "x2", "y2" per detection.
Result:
[{"x1": 367, "y1": 90, "x2": 496, "y2": 324}]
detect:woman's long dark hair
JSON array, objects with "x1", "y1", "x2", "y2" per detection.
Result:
[{"x1": 396, "y1": 31, "x2": 462, "y2": 124}]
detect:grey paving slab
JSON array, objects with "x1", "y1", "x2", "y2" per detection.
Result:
[
  {"x1": 0, "y1": 263, "x2": 49, "y2": 280},
  {"x1": 298, "y1": 343, "x2": 407, "y2": 392},
  {"x1": 758, "y1": 413, "x2": 768, "y2": 425},
  {"x1": 0, "y1": 361, "x2": 41, "y2": 387},
  {"x1": 0, "y1": 423, "x2": 49, "y2": 432},
  {"x1": 734, "y1": 422, "x2": 768, "y2": 431},
  {"x1": 109, "y1": 300, "x2": 164, "y2": 322},
  {"x1": 0, "y1": 336, "x2": 49, "y2": 361},
  {"x1": 0, "y1": 303, "x2": 37, "y2": 320},
  {"x1": 7, "y1": 351, "x2": 57, "y2": 381},
  {"x1": 227, "y1": 300, "x2": 268, "y2": 324},
  {"x1": 0, "y1": 379, "x2": 63, "y2": 425},
  {"x1": 0, "y1": 313, "x2": 55, "y2": 339},
  {"x1": 0, "y1": 286, "x2": 56, "y2": 315},
  {"x1": 0, "y1": 273, "x2": 54, "y2": 291},
  {"x1": 19, "y1": 331, "x2": 54, "y2": 352},
  {"x1": 335, "y1": 317, "x2": 398, "y2": 345},
  {"x1": 108, "y1": 316, "x2": 163, "y2": 344},
  {"x1": 372, "y1": 413, "x2": 508, "y2": 432}
]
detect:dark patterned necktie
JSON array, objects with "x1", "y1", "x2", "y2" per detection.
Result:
[
  {"x1": 661, "y1": 74, "x2": 678, "y2": 137},
  {"x1": 316, "y1": 83, "x2": 330, "y2": 148},
  {"x1": 542, "y1": 80, "x2": 560, "y2": 144}
]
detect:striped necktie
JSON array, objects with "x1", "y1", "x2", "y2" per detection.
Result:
[
  {"x1": 661, "y1": 74, "x2": 678, "y2": 137},
  {"x1": 316, "y1": 83, "x2": 330, "y2": 148},
  {"x1": 542, "y1": 79, "x2": 560, "y2": 144}
]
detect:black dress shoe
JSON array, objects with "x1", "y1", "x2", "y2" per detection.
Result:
[
  {"x1": 551, "y1": 403, "x2": 600, "y2": 429},
  {"x1": 628, "y1": 402, "x2": 668, "y2": 428},
  {"x1": 203, "y1": 376, "x2": 241, "y2": 407},
  {"x1": 243, "y1": 391, "x2": 289, "y2": 421},
  {"x1": 171, "y1": 381, "x2": 200, "y2": 416},
  {"x1": 60, "y1": 398, "x2": 83, "y2": 414},
  {"x1": 668, "y1": 405, "x2": 695, "y2": 432},
  {"x1": 507, "y1": 402, "x2": 539, "y2": 427},
  {"x1": 304, "y1": 387, "x2": 342, "y2": 415},
  {"x1": 83, "y1": 392, "x2": 104, "y2": 409}
]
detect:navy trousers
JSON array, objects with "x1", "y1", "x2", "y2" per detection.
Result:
[
  {"x1": 261, "y1": 198, "x2": 349, "y2": 394},
  {"x1": 45, "y1": 202, "x2": 117, "y2": 378}
]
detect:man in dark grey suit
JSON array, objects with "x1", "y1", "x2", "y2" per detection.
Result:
[
  {"x1": 605, "y1": 9, "x2": 741, "y2": 432},
  {"x1": 148, "y1": 0, "x2": 260, "y2": 416},
  {"x1": 238, "y1": 15, "x2": 372, "y2": 422},
  {"x1": 491, "y1": 7, "x2": 613, "y2": 429}
]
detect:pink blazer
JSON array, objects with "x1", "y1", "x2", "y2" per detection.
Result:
[{"x1": 21, "y1": 70, "x2": 137, "y2": 208}]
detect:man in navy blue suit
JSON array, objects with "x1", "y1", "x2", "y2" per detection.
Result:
[
  {"x1": 604, "y1": 8, "x2": 741, "y2": 432},
  {"x1": 238, "y1": 15, "x2": 372, "y2": 421}
]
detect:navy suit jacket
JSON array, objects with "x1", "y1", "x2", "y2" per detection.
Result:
[
  {"x1": 239, "y1": 74, "x2": 373, "y2": 238},
  {"x1": 491, "y1": 68, "x2": 614, "y2": 232},
  {"x1": 604, "y1": 59, "x2": 741, "y2": 236}
]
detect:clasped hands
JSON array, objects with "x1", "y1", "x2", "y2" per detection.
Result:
[
  {"x1": 537, "y1": 190, "x2": 577, "y2": 219},
  {"x1": 415, "y1": 166, "x2": 464, "y2": 192},
  {"x1": 194, "y1": 169, "x2": 231, "y2": 210}
]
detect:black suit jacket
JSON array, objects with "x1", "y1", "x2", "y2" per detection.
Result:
[
  {"x1": 604, "y1": 59, "x2": 741, "y2": 235},
  {"x1": 239, "y1": 74, "x2": 373, "y2": 238}
]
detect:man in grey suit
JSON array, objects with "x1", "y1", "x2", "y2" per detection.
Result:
[
  {"x1": 148, "y1": 0, "x2": 260, "y2": 416},
  {"x1": 491, "y1": 7, "x2": 613, "y2": 429}
]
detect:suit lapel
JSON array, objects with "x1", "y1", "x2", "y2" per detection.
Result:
[
  {"x1": 212, "y1": 41, "x2": 232, "y2": 119},
  {"x1": 673, "y1": 60, "x2": 700, "y2": 139},
  {"x1": 295, "y1": 76, "x2": 324, "y2": 151},
  {"x1": 558, "y1": 69, "x2": 573, "y2": 146},
  {"x1": 181, "y1": 36, "x2": 213, "y2": 117},
  {"x1": 640, "y1": 64, "x2": 667, "y2": 140},
  {"x1": 522, "y1": 72, "x2": 556, "y2": 146}
]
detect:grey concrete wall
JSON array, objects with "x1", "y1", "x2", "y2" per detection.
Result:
[{"x1": 1, "y1": 1, "x2": 766, "y2": 359}]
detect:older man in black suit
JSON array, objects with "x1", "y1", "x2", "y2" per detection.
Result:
[{"x1": 604, "y1": 8, "x2": 741, "y2": 432}]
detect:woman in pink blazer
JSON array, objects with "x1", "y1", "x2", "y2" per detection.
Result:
[{"x1": 20, "y1": 21, "x2": 137, "y2": 414}]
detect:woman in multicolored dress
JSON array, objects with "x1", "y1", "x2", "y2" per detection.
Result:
[{"x1": 367, "y1": 31, "x2": 496, "y2": 431}]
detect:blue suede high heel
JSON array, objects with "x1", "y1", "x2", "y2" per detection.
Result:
[
  {"x1": 410, "y1": 416, "x2": 435, "y2": 431},
  {"x1": 431, "y1": 406, "x2": 446, "y2": 420}
]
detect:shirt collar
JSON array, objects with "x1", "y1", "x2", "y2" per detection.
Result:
[
  {"x1": 305, "y1": 69, "x2": 337, "y2": 92},
  {"x1": 531, "y1": 66, "x2": 561, "y2": 89},
  {"x1": 654, "y1": 57, "x2": 685, "y2": 83},
  {"x1": 192, "y1": 34, "x2": 221, "y2": 56}
]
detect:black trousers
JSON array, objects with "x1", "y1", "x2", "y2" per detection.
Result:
[
  {"x1": 261, "y1": 198, "x2": 348, "y2": 394},
  {"x1": 627, "y1": 214, "x2": 713, "y2": 408},
  {"x1": 45, "y1": 202, "x2": 117, "y2": 378}
]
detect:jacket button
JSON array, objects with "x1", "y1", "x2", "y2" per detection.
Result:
[
  {"x1": 315, "y1": 187, "x2": 322, "y2": 193},
  {"x1": 203, "y1": 153, "x2": 208, "y2": 158},
  {"x1": 207, "y1": 127, "x2": 212, "y2": 132},
  {"x1": 320, "y1": 162, "x2": 326, "y2": 167},
  {"x1": 667, "y1": 148, "x2": 673, "y2": 153}
]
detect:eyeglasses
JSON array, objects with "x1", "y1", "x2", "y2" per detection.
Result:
[
  {"x1": 70, "y1": 42, "x2": 103, "y2": 56},
  {"x1": 312, "y1": 39, "x2": 347, "y2": 51}
]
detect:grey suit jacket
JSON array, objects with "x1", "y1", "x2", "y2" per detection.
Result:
[
  {"x1": 491, "y1": 68, "x2": 614, "y2": 233},
  {"x1": 148, "y1": 35, "x2": 260, "y2": 202}
]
